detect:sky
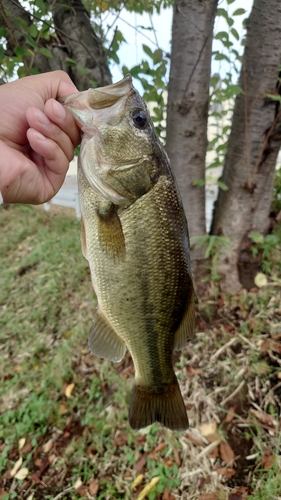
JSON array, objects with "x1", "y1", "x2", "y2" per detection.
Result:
[{"x1": 100, "y1": 0, "x2": 254, "y2": 90}]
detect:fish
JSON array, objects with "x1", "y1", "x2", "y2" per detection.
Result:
[{"x1": 60, "y1": 75, "x2": 195, "y2": 431}]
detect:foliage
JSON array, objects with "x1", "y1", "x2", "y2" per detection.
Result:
[{"x1": 191, "y1": 234, "x2": 231, "y2": 282}]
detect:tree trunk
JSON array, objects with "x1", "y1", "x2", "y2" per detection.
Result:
[
  {"x1": 165, "y1": 0, "x2": 218, "y2": 289},
  {"x1": 211, "y1": 0, "x2": 281, "y2": 293},
  {"x1": 0, "y1": 0, "x2": 111, "y2": 89}
]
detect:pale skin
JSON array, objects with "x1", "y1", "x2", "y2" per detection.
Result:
[{"x1": 0, "y1": 70, "x2": 81, "y2": 204}]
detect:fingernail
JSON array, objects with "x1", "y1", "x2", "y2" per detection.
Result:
[
  {"x1": 34, "y1": 130, "x2": 46, "y2": 141},
  {"x1": 53, "y1": 100, "x2": 66, "y2": 120},
  {"x1": 37, "y1": 111, "x2": 50, "y2": 126}
]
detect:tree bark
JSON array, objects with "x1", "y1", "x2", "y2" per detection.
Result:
[
  {"x1": 211, "y1": 0, "x2": 281, "y2": 293},
  {"x1": 0, "y1": 0, "x2": 111, "y2": 89},
  {"x1": 165, "y1": 0, "x2": 218, "y2": 290}
]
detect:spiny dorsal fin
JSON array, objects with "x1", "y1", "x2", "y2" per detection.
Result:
[
  {"x1": 174, "y1": 284, "x2": 195, "y2": 351},
  {"x1": 89, "y1": 308, "x2": 126, "y2": 363}
]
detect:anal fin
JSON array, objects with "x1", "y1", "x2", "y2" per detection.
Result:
[
  {"x1": 89, "y1": 308, "x2": 126, "y2": 363},
  {"x1": 129, "y1": 378, "x2": 188, "y2": 431},
  {"x1": 174, "y1": 284, "x2": 195, "y2": 351}
]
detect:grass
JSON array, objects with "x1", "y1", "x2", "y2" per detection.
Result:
[{"x1": 1, "y1": 204, "x2": 281, "y2": 499}]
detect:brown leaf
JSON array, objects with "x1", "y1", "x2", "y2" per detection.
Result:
[
  {"x1": 162, "y1": 486, "x2": 170, "y2": 500},
  {"x1": 262, "y1": 454, "x2": 275, "y2": 470},
  {"x1": 133, "y1": 453, "x2": 147, "y2": 472},
  {"x1": 173, "y1": 448, "x2": 181, "y2": 467},
  {"x1": 65, "y1": 383, "x2": 75, "y2": 398},
  {"x1": 185, "y1": 433, "x2": 203, "y2": 447},
  {"x1": 198, "y1": 495, "x2": 218, "y2": 500},
  {"x1": 225, "y1": 407, "x2": 236, "y2": 423},
  {"x1": 114, "y1": 432, "x2": 127, "y2": 447},
  {"x1": 31, "y1": 473, "x2": 41, "y2": 484},
  {"x1": 186, "y1": 366, "x2": 204, "y2": 376},
  {"x1": 149, "y1": 442, "x2": 166, "y2": 459},
  {"x1": 88, "y1": 479, "x2": 99, "y2": 496},
  {"x1": 220, "y1": 442, "x2": 235, "y2": 465},
  {"x1": 76, "y1": 485, "x2": 88, "y2": 497},
  {"x1": 229, "y1": 494, "x2": 243, "y2": 500},
  {"x1": 215, "y1": 467, "x2": 236, "y2": 478},
  {"x1": 250, "y1": 409, "x2": 276, "y2": 427},
  {"x1": 206, "y1": 432, "x2": 221, "y2": 443},
  {"x1": 21, "y1": 442, "x2": 32, "y2": 454},
  {"x1": 208, "y1": 446, "x2": 219, "y2": 459}
]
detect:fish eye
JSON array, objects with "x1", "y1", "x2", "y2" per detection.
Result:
[{"x1": 132, "y1": 109, "x2": 148, "y2": 129}]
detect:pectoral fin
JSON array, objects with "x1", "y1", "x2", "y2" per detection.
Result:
[
  {"x1": 174, "y1": 284, "x2": 195, "y2": 351},
  {"x1": 97, "y1": 201, "x2": 125, "y2": 258},
  {"x1": 89, "y1": 308, "x2": 126, "y2": 363}
]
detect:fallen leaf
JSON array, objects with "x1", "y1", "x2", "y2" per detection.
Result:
[
  {"x1": 15, "y1": 468, "x2": 29, "y2": 480},
  {"x1": 186, "y1": 366, "x2": 204, "y2": 376},
  {"x1": 88, "y1": 480, "x2": 99, "y2": 495},
  {"x1": 18, "y1": 438, "x2": 26, "y2": 451},
  {"x1": 59, "y1": 403, "x2": 68, "y2": 415},
  {"x1": 262, "y1": 453, "x2": 275, "y2": 469},
  {"x1": 76, "y1": 485, "x2": 88, "y2": 497},
  {"x1": 200, "y1": 422, "x2": 217, "y2": 437},
  {"x1": 21, "y1": 442, "x2": 32, "y2": 454},
  {"x1": 74, "y1": 477, "x2": 83, "y2": 490},
  {"x1": 254, "y1": 272, "x2": 267, "y2": 288},
  {"x1": 132, "y1": 474, "x2": 144, "y2": 490},
  {"x1": 206, "y1": 432, "x2": 221, "y2": 443},
  {"x1": 148, "y1": 442, "x2": 166, "y2": 459},
  {"x1": 250, "y1": 409, "x2": 276, "y2": 427},
  {"x1": 48, "y1": 454, "x2": 56, "y2": 464},
  {"x1": 198, "y1": 495, "x2": 218, "y2": 500},
  {"x1": 43, "y1": 439, "x2": 53, "y2": 453},
  {"x1": 10, "y1": 456, "x2": 23, "y2": 477},
  {"x1": 220, "y1": 442, "x2": 235, "y2": 465},
  {"x1": 185, "y1": 432, "x2": 203, "y2": 447},
  {"x1": 137, "y1": 476, "x2": 160, "y2": 500},
  {"x1": 162, "y1": 486, "x2": 170, "y2": 500},
  {"x1": 65, "y1": 383, "x2": 75, "y2": 398},
  {"x1": 133, "y1": 453, "x2": 147, "y2": 472},
  {"x1": 225, "y1": 407, "x2": 236, "y2": 423},
  {"x1": 215, "y1": 467, "x2": 236, "y2": 478},
  {"x1": 173, "y1": 448, "x2": 181, "y2": 466}
]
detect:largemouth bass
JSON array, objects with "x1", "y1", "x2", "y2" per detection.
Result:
[{"x1": 61, "y1": 75, "x2": 195, "y2": 431}]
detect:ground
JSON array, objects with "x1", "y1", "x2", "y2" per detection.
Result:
[{"x1": 1, "y1": 204, "x2": 281, "y2": 500}]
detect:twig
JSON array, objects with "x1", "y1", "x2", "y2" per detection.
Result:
[
  {"x1": 220, "y1": 380, "x2": 246, "y2": 407},
  {"x1": 53, "y1": 486, "x2": 73, "y2": 500},
  {"x1": 210, "y1": 337, "x2": 238, "y2": 361}
]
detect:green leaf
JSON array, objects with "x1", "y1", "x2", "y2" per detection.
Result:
[
  {"x1": 266, "y1": 93, "x2": 281, "y2": 103},
  {"x1": 38, "y1": 47, "x2": 53, "y2": 58},
  {"x1": 153, "y1": 48, "x2": 163, "y2": 65},
  {"x1": 65, "y1": 57, "x2": 76, "y2": 67},
  {"x1": 15, "y1": 46, "x2": 28, "y2": 58},
  {"x1": 217, "y1": 181, "x2": 228, "y2": 191},
  {"x1": 231, "y1": 28, "x2": 240, "y2": 41},
  {"x1": 142, "y1": 44, "x2": 153, "y2": 59},
  {"x1": 232, "y1": 8, "x2": 246, "y2": 16},
  {"x1": 215, "y1": 31, "x2": 229, "y2": 41},
  {"x1": 226, "y1": 0, "x2": 236, "y2": 4},
  {"x1": 0, "y1": 27, "x2": 7, "y2": 37},
  {"x1": 14, "y1": 17, "x2": 29, "y2": 32},
  {"x1": 193, "y1": 179, "x2": 205, "y2": 187},
  {"x1": 29, "y1": 24, "x2": 38, "y2": 38},
  {"x1": 251, "y1": 232, "x2": 264, "y2": 244},
  {"x1": 0, "y1": 45, "x2": 4, "y2": 64}
]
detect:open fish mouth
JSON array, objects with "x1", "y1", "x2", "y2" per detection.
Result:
[{"x1": 59, "y1": 74, "x2": 134, "y2": 126}]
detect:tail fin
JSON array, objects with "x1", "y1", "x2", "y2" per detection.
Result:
[{"x1": 128, "y1": 380, "x2": 188, "y2": 431}]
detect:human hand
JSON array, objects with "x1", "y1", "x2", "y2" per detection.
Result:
[{"x1": 0, "y1": 70, "x2": 81, "y2": 204}]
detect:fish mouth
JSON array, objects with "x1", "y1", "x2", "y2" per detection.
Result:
[{"x1": 59, "y1": 74, "x2": 134, "y2": 126}]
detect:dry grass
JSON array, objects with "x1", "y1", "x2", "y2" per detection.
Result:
[{"x1": 1, "y1": 204, "x2": 281, "y2": 500}]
